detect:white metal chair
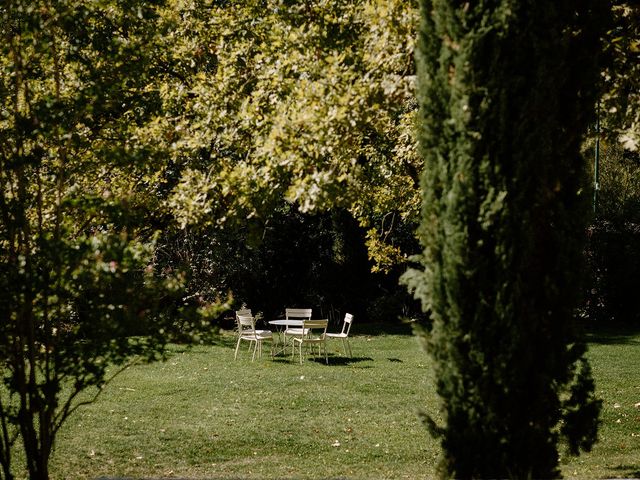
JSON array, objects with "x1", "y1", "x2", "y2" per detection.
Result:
[
  {"x1": 291, "y1": 319, "x2": 328, "y2": 364},
  {"x1": 282, "y1": 307, "x2": 312, "y2": 350},
  {"x1": 234, "y1": 314, "x2": 273, "y2": 361},
  {"x1": 326, "y1": 313, "x2": 354, "y2": 357},
  {"x1": 235, "y1": 308, "x2": 270, "y2": 336}
]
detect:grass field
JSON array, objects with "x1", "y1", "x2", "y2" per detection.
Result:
[{"x1": 33, "y1": 323, "x2": 640, "y2": 479}]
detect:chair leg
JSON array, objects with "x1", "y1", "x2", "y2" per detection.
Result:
[{"x1": 234, "y1": 337, "x2": 242, "y2": 360}]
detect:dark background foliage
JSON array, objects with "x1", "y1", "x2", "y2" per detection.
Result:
[{"x1": 155, "y1": 206, "x2": 422, "y2": 331}]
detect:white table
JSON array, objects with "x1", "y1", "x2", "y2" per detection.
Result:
[
  {"x1": 268, "y1": 319, "x2": 304, "y2": 356},
  {"x1": 268, "y1": 319, "x2": 304, "y2": 327}
]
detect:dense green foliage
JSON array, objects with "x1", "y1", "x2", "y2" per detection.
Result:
[
  {"x1": 156, "y1": 207, "x2": 419, "y2": 325},
  {"x1": 600, "y1": 2, "x2": 640, "y2": 151},
  {"x1": 146, "y1": 0, "x2": 423, "y2": 326},
  {"x1": 153, "y1": 0, "x2": 420, "y2": 273},
  {"x1": 406, "y1": 1, "x2": 605, "y2": 477}
]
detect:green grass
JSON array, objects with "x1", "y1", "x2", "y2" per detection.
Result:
[
  {"x1": 565, "y1": 328, "x2": 640, "y2": 479},
  {"x1": 32, "y1": 325, "x2": 640, "y2": 479}
]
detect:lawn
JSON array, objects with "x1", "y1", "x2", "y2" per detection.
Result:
[{"x1": 36, "y1": 324, "x2": 640, "y2": 479}]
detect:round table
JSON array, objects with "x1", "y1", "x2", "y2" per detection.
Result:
[
  {"x1": 268, "y1": 319, "x2": 304, "y2": 327},
  {"x1": 268, "y1": 319, "x2": 305, "y2": 355}
]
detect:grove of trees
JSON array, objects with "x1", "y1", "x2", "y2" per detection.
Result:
[{"x1": 0, "y1": 0, "x2": 638, "y2": 479}]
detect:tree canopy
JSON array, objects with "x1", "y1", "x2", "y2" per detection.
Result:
[
  {"x1": 600, "y1": 1, "x2": 640, "y2": 151},
  {"x1": 153, "y1": 0, "x2": 421, "y2": 272}
]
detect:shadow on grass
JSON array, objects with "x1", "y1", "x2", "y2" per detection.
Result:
[
  {"x1": 325, "y1": 356, "x2": 374, "y2": 366},
  {"x1": 582, "y1": 322, "x2": 640, "y2": 346},
  {"x1": 609, "y1": 464, "x2": 640, "y2": 479},
  {"x1": 268, "y1": 355, "x2": 374, "y2": 367}
]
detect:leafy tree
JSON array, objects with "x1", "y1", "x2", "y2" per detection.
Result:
[
  {"x1": 600, "y1": 2, "x2": 640, "y2": 151},
  {"x1": 404, "y1": 0, "x2": 604, "y2": 477},
  {"x1": 0, "y1": 1, "x2": 222, "y2": 478},
  {"x1": 154, "y1": 0, "x2": 421, "y2": 273}
]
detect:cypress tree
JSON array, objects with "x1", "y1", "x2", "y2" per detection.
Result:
[{"x1": 406, "y1": 1, "x2": 606, "y2": 477}]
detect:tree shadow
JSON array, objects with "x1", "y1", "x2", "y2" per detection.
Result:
[
  {"x1": 326, "y1": 356, "x2": 374, "y2": 366},
  {"x1": 268, "y1": 355, "x2": 373, "y2": 367},
  {"x1": 609, "y1": 464, "x2": 640, "y2": 479},
  {"x1": 583, "y1": 323, "x2": 640, "y2": 346}
]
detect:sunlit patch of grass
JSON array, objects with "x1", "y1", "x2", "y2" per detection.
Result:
[
  {"x1": 564, "y1": 329, "x2": 640, "y2": 479},
  {"x1": 47, "y1": 327, "x2": 440, "y2": 479},
  {"x1": 11, "y1": 325, "x2": 640, "y2": 479}
]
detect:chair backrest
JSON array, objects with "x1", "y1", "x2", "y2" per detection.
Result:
[
  {"x1": 237, "y1": 314, "x2": 257, "y2": 338},
  {"x1": 285, "y1": 308, "x2": 312, "y2": 320},
  {"x1": 341, "y1": 313, "x2": 354, "y2": 335},
  {"x1": 235, "y1": 308, "x2": 252, "y2": 334},
  {"x1": 302, "y1": 319, "x2": 328, "y2": 338}
]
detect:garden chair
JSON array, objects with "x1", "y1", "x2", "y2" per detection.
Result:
[
  {"x1": 234, "y1": 314, "x2": 273, "y2": 361},
  {"x1": 235, "y1": 308, "x2": 270, "y2": 336},
  {"x1": 326, "y1": 313, "x2": 354, "y2": 357},
  {"x1": 291, "y1": 319, "x2": 328, "y2": 364},
  {"x1": 282, "y1": 307, "x2": 312, "y2": 351}
]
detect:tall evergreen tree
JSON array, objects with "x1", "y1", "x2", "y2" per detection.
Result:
[{"x1": 405, "y1": 1, "x2": 605, "y2": 477}]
